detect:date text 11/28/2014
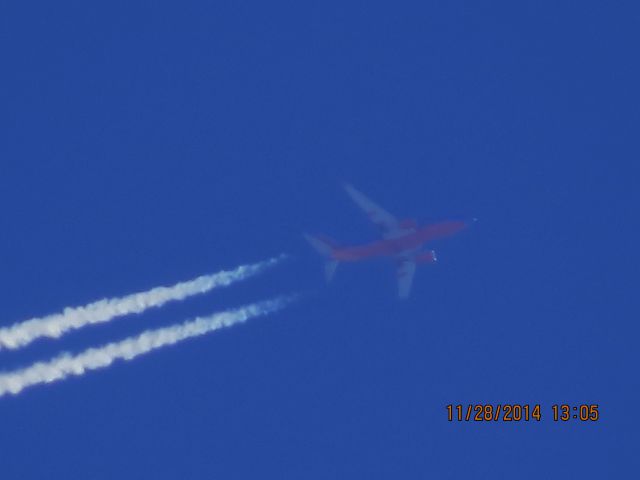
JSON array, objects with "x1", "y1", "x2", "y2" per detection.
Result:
[{"x1": 446, "y1": 404, "x2": 599, "y2": 422}]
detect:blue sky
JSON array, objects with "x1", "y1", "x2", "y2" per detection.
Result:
[{"x1": 1, "y1": 1, "x2": 638, "y2": 478}]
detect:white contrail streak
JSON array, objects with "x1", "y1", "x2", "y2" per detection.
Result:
[
  {"x1": 0, "y1": 295, "x2": 295, "y2": 397},
  {"x1": 0, "y1": 256, "x2": 285, "y2": 351}
]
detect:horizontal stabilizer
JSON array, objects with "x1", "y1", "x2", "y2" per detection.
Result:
[
  {"x1": 304, "y1": 234, "x2": 335, "y2": 257},
  {"x1": 305, "y1": 234, "x2": 340, "y2": 282}
]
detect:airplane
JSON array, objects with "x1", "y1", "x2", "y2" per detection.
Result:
[{"x1": 305, "y1": 184, "x2": 475, "y2": 299}]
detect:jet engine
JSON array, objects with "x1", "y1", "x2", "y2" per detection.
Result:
[{"x1": 416, "y1": 250, "x2": 437, "y2": 264}]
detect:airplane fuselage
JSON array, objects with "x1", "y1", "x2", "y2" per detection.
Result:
[{"x1": 332, "y1": 220, "x2": 469, "y2": 261}]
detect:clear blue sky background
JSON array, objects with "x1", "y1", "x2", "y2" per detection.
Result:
[{"x1": 1, "y1": 1, "x2": 638, "y2": 478}]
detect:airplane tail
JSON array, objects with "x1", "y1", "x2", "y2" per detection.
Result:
[{"x1": 304, "y1": 234, "x2": 340, "y2": 282}]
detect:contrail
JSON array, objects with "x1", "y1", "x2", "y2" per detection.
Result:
[
  {"x1": 0, "y1": 256, "x2": 285, "y2": 351},
  {"x1": 0, "y1": 295, "x2": 296, "y2": 397}
]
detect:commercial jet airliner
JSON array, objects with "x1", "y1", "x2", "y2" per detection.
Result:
[{"x1": 305, "y1": 184, "x2": 475, "y2": 298}]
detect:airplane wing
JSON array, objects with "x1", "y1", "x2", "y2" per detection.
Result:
[
  {"x1": 343, "y1": 184, "x2": 401, "y2": 238},
  {"x1": 396, "y1": 259, "x2": 416, "y2": 299}
]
